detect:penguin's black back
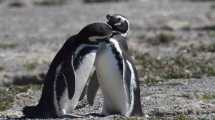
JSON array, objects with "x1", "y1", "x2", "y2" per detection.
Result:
[{"x1": 78, "y1": 22, "x2": 113, "y2": 40}]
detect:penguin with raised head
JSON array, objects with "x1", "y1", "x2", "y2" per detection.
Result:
[
  {"x1": 84, "y1": 14, "x2": 131, "y2": 106},
  {"x1": 94, "y1": 14, "x2": 143, "y2": 116},
  {"x1": 106, "y1": 14, "x2": 129, "y2": 38},
  {"x1": 22, "y1": 23, "x2": 113, "y2": 118}
]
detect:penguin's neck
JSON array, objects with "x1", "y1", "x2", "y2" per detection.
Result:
[{"x1": 112, "y1": 31, "x2": 127, "y2": 38}]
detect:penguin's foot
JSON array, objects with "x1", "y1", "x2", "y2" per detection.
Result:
[{"x1": 22, "y1": 105, "x2": 58, "y2": 118}]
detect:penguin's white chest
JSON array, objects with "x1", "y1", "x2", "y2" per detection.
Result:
[{"x1": 95, "y1": 43, "x2": 128, "y2": 114}]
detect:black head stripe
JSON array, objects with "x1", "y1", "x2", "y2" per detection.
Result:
[{"x1": 109, "y1": 43, "x2": 123, "y2": 75}]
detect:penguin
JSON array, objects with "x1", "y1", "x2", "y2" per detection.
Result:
[
  {"x1": 93, "y1": 14, "x2": 143, "y2": 116},
  {"x1": 95, "y1": 36, "x2": 143, "y2": 117},
  {"x1": 83, "y1": 14, "x2": 130, "y2": 106},
  {"x1": 22, "y1": 22, "x2": 113, "y2": 118}
]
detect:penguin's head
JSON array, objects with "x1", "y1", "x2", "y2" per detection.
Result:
[
  {"x1": 106, "y1": 14, "x2": 129, "y2": 37},
  {"x1": 78, "y1": 22, "x2": 113, "y2": 43}
]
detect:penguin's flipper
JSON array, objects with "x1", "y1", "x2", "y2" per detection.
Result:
[
  {"x1": 78, "y1": 70, "x2": 99, "y2": 105},
  {"x1": 63, "y1": 56, "x2": 76, "y2": 99},
  {"x1": 124, "y1": 59, "x2": 132, "y2": 104},
  {"x1": 124, "y1": 55, "x2": 143, "y2": 116},
  {"x1": 86, "y1": 71, "x2": 99, "y2": 106},
  {"x1": 38, "y1": 35, "x2": 78, "y2": 103},
  {"x1": 71, "y1": 46, "x2": 98, "y2": 110}
]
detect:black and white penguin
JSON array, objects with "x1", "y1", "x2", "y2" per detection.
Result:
[
  {"x1": 94, "y1": 14, "x2": 143, "y2": 116},
  {"x1": 84, "y1": 14, "x2": 130, "y2": 106},
  {"x1": 22, "y1": 23, "x2": 113, "y2": 118},
  {"x1": 95, "y1": 35, "x2": 143, "y2": 117}
]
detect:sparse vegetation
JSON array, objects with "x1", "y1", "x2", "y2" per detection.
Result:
[
  {"x1": 8, "y1": 1, "x2": 25, "y2": 8},
  {"x1": 0, "y1": 84, "x2": 41, "y2": 111},
  {"x1": 144, "y1": 31, "x2": 176, "y2": 46},
  {"x1": 157, "y1": 32, "x2": 176, "y2": 44},
  {"x1": 0, "y1": 86, "x2": 29, "y2": 111},
  {"x1": 29, "y1": 84, "x2": 42, "y2": 91},
  {"x1": 195, "y1": 25, "x2": 215, "y2": 31},
  {"x1": 175, "y1": 114, "x2": 190, "y2": 120},
  {"x1": 208, "y1": 31, "x2": 215, "y2": 37},
  {"x1": 0, "y1": 66, "x2": 4, "y2": 71},
  {"x1": 211, "y1": 4, "x2": 215, "y2": 9},
  {"x1": 0, "y1": 42, "x2": 17, "y2": 49},
  {"x1": 23, "y1": 62, "x2": 38, "y2": 71},
  {"x1": 33, "y1": 0, "x2": 67, "y2": 6},
  {"x1": 179, "y1": 42, "x2": 215, "y2": 53},
  {"x1": 197, "y1": 43, "x2": 215, "y2": 52},
  {"x1": 0, "y1": 88, "x2": 14, "y2": 111},
  {"x1": 136, "y1": 52, "x2": 215, "y2": 85},
  {"x1": 83, "y1": 0, "x2": 129, "y2": 3},
  {"x1": 199, "y1": 93, "x2": 215, "y2": 101}
]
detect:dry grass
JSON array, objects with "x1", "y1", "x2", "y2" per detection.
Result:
[
  {"x1": 136, "y1": 43, "x2": 215, "y2": 85},
  {"x1": 137, "y1": 31, "x2": 176, "y2": 46},
  {"x1": 23, "y1": 62, "x2": 38, "y2": 71},
  {"x1": 175, "y1": 114, "x2": 190, "y2": 120},
  {"x1": 33, "y1": 0, "x2": 67, "y2": 6},
  {"x1": 0, "y1": 42, "x2": 17, "y2": 49},
  {"x1": 83, "y1": 0, "x2": 129, "y2": 3},
  {"x1": 0, "y1": 84, "x2": 42, "y2": 111},
  {"x1": 0, "y1": 66, "x2": 4, "y2": 71}
]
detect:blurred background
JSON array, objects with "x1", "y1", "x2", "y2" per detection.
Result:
[{"x1": 0, "y1": 0, "x2": 215, "y2": 119}]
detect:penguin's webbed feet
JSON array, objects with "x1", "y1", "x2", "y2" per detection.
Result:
[{"x1": 22, "y1": 105, "x2": 58, "y2": 118}]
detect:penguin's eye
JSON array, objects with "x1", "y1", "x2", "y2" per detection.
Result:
[{"x1": 116, "y1": 18, "x2": 121, "y2": 22}]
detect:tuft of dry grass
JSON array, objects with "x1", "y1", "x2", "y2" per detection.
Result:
[
  {"x1": 8, "y1": 1, "x2": 25, "y2": 8},
  {"x1": 0, "y1": 66, "x2": 4, "y2": 71},
  {"x1": 208, "y1": 31, "x2": 215, "y2": 38},
  {"x1": 0, "y1": 42, "x2": 17, "y2": 49},
  {"x1": 175, "y1": 114, "x2": 190, "y2": 120},
  {"x1": 138, "y1": 31, "x2": 176, "y2": 46},
  {"x1": 23, "y1": 62, "x2": 38, "y2": 71},
  {"x1": 83, "y1": 0, "x2": 129, "y2": 3},
  {"x1": 33, "y1": 0, "x2": 67, "y2": 6},
  {"x1": 198, "y1": 93, "x2": 215, "y2": 101}
]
